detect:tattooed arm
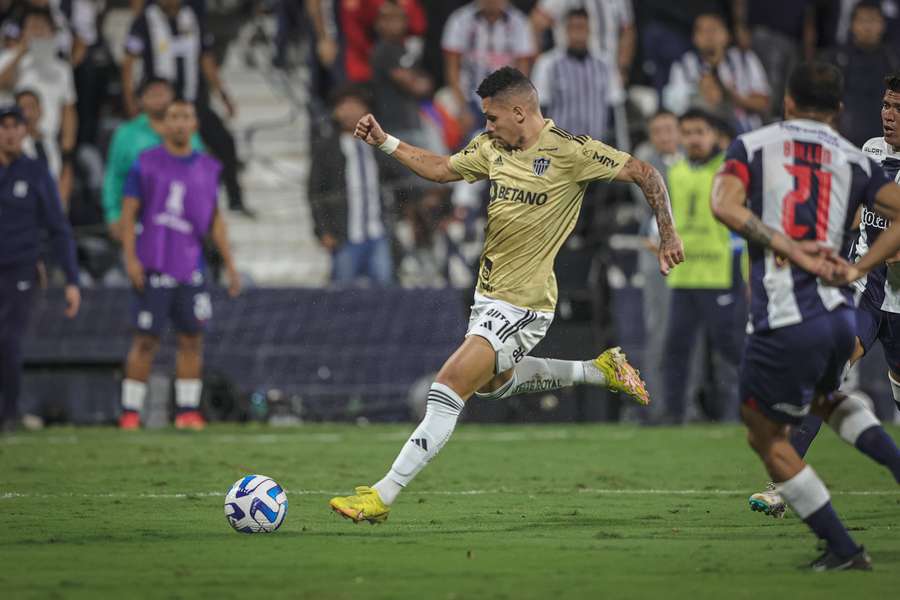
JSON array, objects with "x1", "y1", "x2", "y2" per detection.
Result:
[
  {"x1": 616, "y1": 157, "x2": 685, "y2": 275},
  {"x1": 354, "y1": 114, "x2": 462, "y2": 183}
]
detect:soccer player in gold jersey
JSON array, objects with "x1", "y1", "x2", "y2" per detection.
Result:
[{"x1": 330, "y1": 67, "x2": 684, "y2": 523}]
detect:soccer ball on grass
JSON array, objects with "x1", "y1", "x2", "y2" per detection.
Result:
[{"x1": 224, "y1": 475, "x2": 288, "y2": 533}]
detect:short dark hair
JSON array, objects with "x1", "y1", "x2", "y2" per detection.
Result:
[
  {"x1": 649, "y1": 109, "x2": 677, "y2": 123},
  {"x1": 885, "y1": 72, "x2": 900, "y2": 93},
  {"x1": 476, "y1": 67, "x2": 535, "y2": 102},
  {"x1": 13, "y1": 88, "x2": 40, "y2": 106},
  {"x1": 329, "y1": 83, "x2": 373, "y2": 109},
  {"x1": 565, "y1": 7, "x2": 589, "y2": 21},
  {"x1": 166, "y1": 98, "x2": 195, "y2": 113},
  {"x1": 852, "y1": 0, "x2": 883, "y2": 19},
  {"x1": 694, "y1": 12, "x2": 728, "y2": 29},
  {"x1": 678, "y1": 108, "x2": 717, "y2": 128},
  {"x1": 22, "y1": 7, "x2": 55, "y2": 29},
  {"x1": 787, "y1": 62, "x2": 844, "y2": 113},
  {"x1": 139, "y1": 77, "x2": 174, "y2": 96}
]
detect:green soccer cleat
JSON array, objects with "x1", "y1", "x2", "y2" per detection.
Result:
[
  {"x1": 592, "y1": 347, "x2": 650, "y2": 405},
  {"x1": 329, "y1": 486, "x2": 390, "y2": 524},
  {"x1": 749, "y1": 482, "x2": 787, "y2": 518}
]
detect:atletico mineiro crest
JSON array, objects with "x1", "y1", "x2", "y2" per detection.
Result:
[{"x1": 532, "y1": 157, "x2": 551, "y2": 176}]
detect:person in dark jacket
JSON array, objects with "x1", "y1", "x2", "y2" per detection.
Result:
[
  {"x1": 308, "y1": 85, "x2": 394, "y2": 285},
  {"x1": 0, "y1": 105, "x2": 80, "y2": 433},
  {"x1": 821, "y1": 1, "x2": 900, "y2": 146}
]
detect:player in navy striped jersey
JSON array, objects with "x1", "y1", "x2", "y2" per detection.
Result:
[
  {"x1": 750, "y1": 73, "x2": 900, "y2": 520},
  {"x1": 712, "y1": 63, "x2": 900, "y2": 571}
]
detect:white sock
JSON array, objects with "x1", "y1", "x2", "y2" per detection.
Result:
[
  {"x1": 373, "y1": 383, "x2": 464, "y2": 505},
  {"x1": 775, "y1": 465, "x2": 830, "y2": 519},
  {"x1": 121, "y1": 379, "x2": 147, "y2": 412},
  {"x1": 890, "y1": 371, "x2": 900, "y2": 412},
  {"x1": 175, "y1": 378, "x2": 202, "y2": 409},
  {"x1": 475, "y1": 356, "x2": 600, "y2": 401},
  {"x1": 828, "y1": 393, "x2": 879, "y2": 445}
]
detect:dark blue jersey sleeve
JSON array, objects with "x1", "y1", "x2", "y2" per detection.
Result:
[{"x1": 123, "y1": 159, "x2": 142, "y2": 202}]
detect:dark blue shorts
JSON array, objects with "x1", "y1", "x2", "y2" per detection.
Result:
[
  {"x1": 132, "y1": 272, "x2": 211, "y2": 336},
  {"x1": 855, "y1": 290, "x2": 900, "y2": 372},
  {"x1": 740, "y1": 308, "x2": 856, "y2": 425}
]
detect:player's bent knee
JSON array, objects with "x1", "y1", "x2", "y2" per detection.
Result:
[
  {"x1": 133, "y1": 335, "x2": 160, "y2": 356},
  {"x1": 177, "y1": 333, "x2": 203, "y2": 354}
]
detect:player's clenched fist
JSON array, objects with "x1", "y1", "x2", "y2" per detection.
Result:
[{"x1": 354, "y1": 114, "x2": 387, "y2": 147}]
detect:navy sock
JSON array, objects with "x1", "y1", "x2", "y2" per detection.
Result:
[
  {"x1": 804, "y1": 502, "x2": 860, "y2": 559},
  {"x1": 856, "y1": 425, "x2": 900, "y2": 484},
  {"x1": 790, "y1": 414, "x2": 822, "y2": 458}
]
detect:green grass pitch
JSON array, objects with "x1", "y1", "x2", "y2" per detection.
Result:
[{"x1": 1, "y1": 424, "x2": 898, "y2": 599}]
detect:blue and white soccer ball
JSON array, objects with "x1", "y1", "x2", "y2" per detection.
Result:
[{"x1": 224, "y1": 475, "x2": 288, "y2": 533}]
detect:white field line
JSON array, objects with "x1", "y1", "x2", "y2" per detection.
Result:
[{"x1": 1, "y1": 488, "x2": 896, "y2": 501}]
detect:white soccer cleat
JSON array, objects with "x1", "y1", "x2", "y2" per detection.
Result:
[{"x1": 749, "y1": 482, "x2": 787, "y2": 518}]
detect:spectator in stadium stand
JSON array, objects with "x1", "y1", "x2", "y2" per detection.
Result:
[
  {"x1": 14, "y1": 89, "x2": 54, "y2": 179},
  {"x1": 308, "y1": 85, "x2": 394, "y2": 286},
  {"x1": 0, "y1": 105, "x2": 80, "y2": 434},
  {"x1": 341, "y1": 0, "x2": 426, "y2": 83},
  {"x1": 0, "y1": 7, "x2": 77, "y2": 205},
  {"x1": 732, "y1": 0, "x2": 818, "y2": 116},
  {"x1": 634, "y1": 0, "x2": 729, "y2": 91},
  {"x1": 370, "y1": 0, "x2": 442, "y2": 153},
  {"x1": 442, "y1": 0, "x2": 535, "y2": 133},
  {"x1": 103, "y1": 77, "x2": 204, "y2": 241},
  {"x1": 121, "y1": 0, "x2": 254, "y2": 217},
  {"x1": 829, "y1": 0, "x2": 900, "y2": 47},
  {"x1": 529, "y1": 0, "x2": 635, "y2": 84},
  {"x1": 531, "y1": 8, "x2": 625, "y2": 144},
  {"x1": 821, "y1": 1, "x2": 900, "y2": 146},
  {"x1": 663, "y1": 12, "x2": 770, "y2": 134}
]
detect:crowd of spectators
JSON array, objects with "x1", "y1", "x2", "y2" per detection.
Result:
[{"x1": 3, "y1": 0, "x2": 900, "y2": 420}]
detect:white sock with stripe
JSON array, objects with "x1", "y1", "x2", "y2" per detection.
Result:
[
  {"x1": 121, "y1": 379, "x2": 147, "y2": 412},
  {"x1": 175, "y1": 379, "x2": 202, "y2": 410},
  {"x1": 372, "y1": 383, "x2": 464, "y2": 505},
  {"x1": 475, "y1": 357, "x2": 603, "y2": 401}
]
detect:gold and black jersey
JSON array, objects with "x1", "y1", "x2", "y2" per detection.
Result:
[{"x1": 449, "y1": 119, "x2": 630, "y2": 312}]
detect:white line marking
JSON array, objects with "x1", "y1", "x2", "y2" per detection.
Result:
[{"x1": 1, "y1": 488, "x2": 895, "y2": 500}]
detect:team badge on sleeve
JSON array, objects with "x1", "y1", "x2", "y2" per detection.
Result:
[{"x1": 532, "y1": 157, "x2": 551, "y2": 176}]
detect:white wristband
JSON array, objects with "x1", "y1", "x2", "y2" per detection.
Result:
[{"x1": 378, "y1": 134, "x2": 400, "y2": 155}]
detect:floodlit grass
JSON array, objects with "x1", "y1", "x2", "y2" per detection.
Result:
[{"x1": 1, "y1": 423, "x2": 898, "y2": 599}]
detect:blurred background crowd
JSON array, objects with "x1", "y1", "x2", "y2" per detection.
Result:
[{"x1": 7, "y1": 0, "x2": 900, "y2": 425}]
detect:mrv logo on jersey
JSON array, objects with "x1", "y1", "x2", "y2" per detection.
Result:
[{"x1": 489, "y1": 181, "x2": 549, "y2": 205}]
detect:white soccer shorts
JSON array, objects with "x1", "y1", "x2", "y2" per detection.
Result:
[{"x1": 465, "y1": 292, "x2": 554, "y2": 373}]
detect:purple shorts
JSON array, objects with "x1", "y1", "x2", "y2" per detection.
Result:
[
  {"x1": 740, "y1": 307, "x2": 856, "y2": 425},
  {"x1": 132, "y1": 271, "x2": 211, "y2": 336},
  {"x1": 855, "y1": 290, "x2": 900, "y2": 372}
]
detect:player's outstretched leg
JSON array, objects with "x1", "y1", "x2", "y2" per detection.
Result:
[
  {"x1": 330, "y1": 336, "x2": 495, "y2": 524},
  {"x1": 816, "y1": 392, "x2": 900, "y2": 484},
  {"x1": 473, "y1": 347, "x2": 649, "y2": 405},
  {"x1": 749, "y1": 413, "x2": 823, "y2": 518},
  {"x1": 742, "y1": 403, "x2": 871, "y2": 571}
]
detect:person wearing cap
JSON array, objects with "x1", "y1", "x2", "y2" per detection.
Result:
[{"x1": 0, "y1": 105, "x2": 80, "y2": 434}]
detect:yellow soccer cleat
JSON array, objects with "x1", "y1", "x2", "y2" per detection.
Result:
[
  {"x1": 329, "y1": 486, "x2": 390, "y2": 524},
  {"x1": 593, "y1": 347, "x2": 650, "y2": 405}
]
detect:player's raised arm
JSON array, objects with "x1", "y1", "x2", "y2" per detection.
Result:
[
  {"x1": 615, "y1": 156, "x2": 684, "y2": 275},
  {"x1": 354, "y1": 114, "x2": 463, "y2": 183}
]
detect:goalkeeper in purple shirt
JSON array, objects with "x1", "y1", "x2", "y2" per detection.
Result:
[{"x1": 118, "y1": 99, "x2": 240, "y2": 431}]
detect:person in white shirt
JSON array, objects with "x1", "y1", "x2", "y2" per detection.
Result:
[
  {"x1": 0, "y1": 7, "x2": 76, "y2": 203},
  {"x1": 530, "y1": 0, "x2": 635, "y2": 83},
  {"x1": 663, "y1": 12, "x2": 769, "y2": 133}
]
